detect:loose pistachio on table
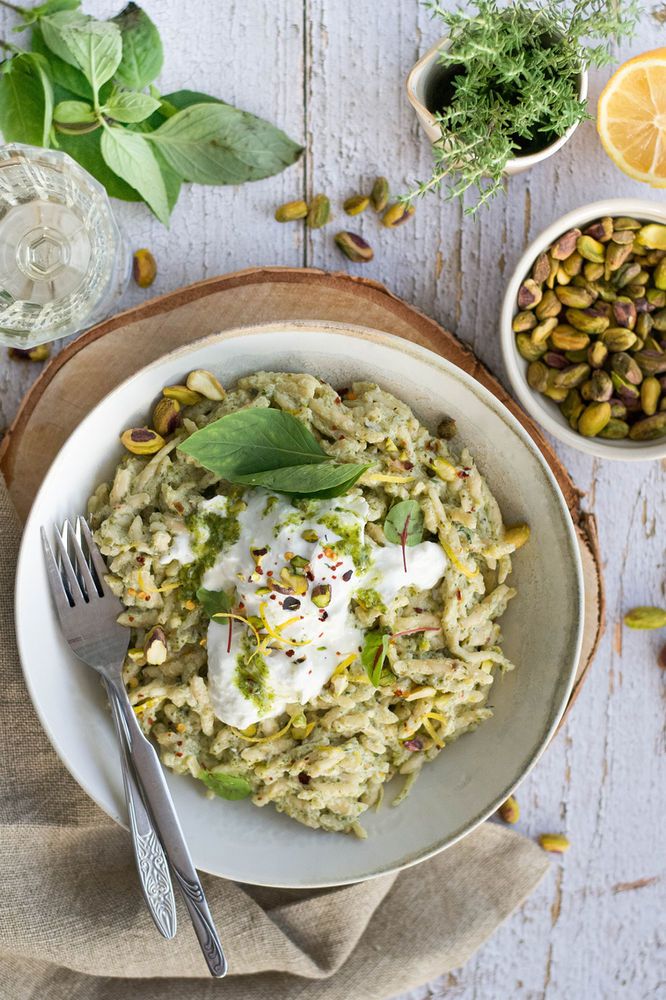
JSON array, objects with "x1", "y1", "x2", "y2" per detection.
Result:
[{"x1": 514, "y1": 217, "x2": 666, "y2": 441}]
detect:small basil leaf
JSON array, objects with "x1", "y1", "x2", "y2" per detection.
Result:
[
  {"x1": 196, "y1": 587, "x2": 234, "y2": 620},
  {"x1": 100, "y1": 126, "x2": 170, "y2": 224},
  {"x1": 198, "y1": 770, "x2": 252, "y2": 801},
  {"x1": 39, "y1": 10, "x2": 90, "y2": 64},
  {"x1": 147, "y1": 102, "x2": 303, "y2": 185},
  {"x1": 112, "y1": 3, "x2": 164, "y2": 91},
  {"x1": 54, "y1": 98, "x2": 95, "y2": 124},
  {"x1": 104, "y1": 91, "x2": 161, "y2": 124},
  {"x1": 383, "y1": 500, "x2": 424, "y2": 546},
  {"x1": 361, "y1": 631, "x2": 391, "y2": 687},
  {"x1": 16, "y1": 0, "x2": 80, "y2": 28},
  {"x1": 41, "y1": 12, "x2": 122, "y2": 94},
  {"x1": 179, "y1": 409, "x2": 330, "y2": 477},
  {"x1": 32, "y1": 24, "x2": 93, "y2": 100},
  {"x1": 0, "y1": 52, "x2": 53, "y2": 147}
]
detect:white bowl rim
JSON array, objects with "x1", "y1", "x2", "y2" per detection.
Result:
[
  {"x1": 500, "y1": 198, "x2": 666, "y2": 462},
  {"x1": 16, "y1": 320, "x2": 585, "y2": 885}
]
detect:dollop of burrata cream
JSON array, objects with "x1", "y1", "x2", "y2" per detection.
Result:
[{"x1": 162, "y1": 491, "x2": 446, "y2": 728}]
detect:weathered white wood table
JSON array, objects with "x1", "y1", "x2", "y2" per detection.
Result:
[{"x1": 1, "y1": 2, "x2": 663, "y2": 997}]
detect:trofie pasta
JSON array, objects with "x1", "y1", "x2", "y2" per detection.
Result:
[{"x1": 88, "y1": 371, "x2": 528, "y2": 836}]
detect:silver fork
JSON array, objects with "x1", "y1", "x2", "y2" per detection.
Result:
[{"x1": 42, "y1": 517, "x2": 227, "y2": 978}]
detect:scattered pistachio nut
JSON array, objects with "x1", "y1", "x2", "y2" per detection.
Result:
[
  {"x1": 623, "y1": 606, "x2": 666, "y2": 630},
  {"x1": 334, "y1": 231, "x2": 374, "y2": 263},
  {"x1": 132, "y1": 248, "x2": 157, "y2": 288},
  {"x1": 144, "y1": 625, "x2": 168, "y2": 665},
  {"x1": 382, "y1": 202, "x2": 415, "y2": 228},
  {"x1": 311, "y1": 584, "x2": 332, "y2": 608},
  {"x1": 343, "y1": 194, "x2": 369, "y2": 216},
  {"x1": 437, "y1": 415, "x2": 457, "y2": 439},
  {"x1": 307, "y1": 193, "x2": 331, "y2": 229},
  {"x1": 578, "y1": 401, "x2": 611, "y2": 437},
  {"x1": 539, "y1": 833, "x2": 570, "y2": 855},
  {"x1": 275, "y1": 199, "x2": 308, "y2": 222},
  {"x1": 498, "y1": 795, "x2": 519, "y2": 824},
  {"x1": 186, "y1": 369, "x2": 225, "y2": 401},
  {"x1": 641, "y1": 376, "x2": 661, "y2": 416},
  {"x1": 120, "y1": 427, "x2": 165, "y2": 455},
  {"x1": 598, "y1": 418, "x2": 630, "y2": 439},
  {"x1": 153, "y1": 397, "x2": 182, "y2": 436},
  {"x1": 370, "y1": 176, "x2": 390, "y2": 212},
  {"x1": 8, "y1": 343, "x2": 51, "y2": 361},
  {"x1": 163, "y1": 384, "x2": 202, "y2": 406},
  {"x1": 628, "y1": 411, "x2": 666, "y2": 440}
]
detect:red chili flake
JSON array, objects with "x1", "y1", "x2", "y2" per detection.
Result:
[
  {"x1": 456, "y1": 470, "x2": 470, "y2": 479},
  {"x1": 342, "y1": 569, "x2": 353, "y2": 582},
  {"x1": 456, "y1": 589, "x2": 462, "y2": 601},
  {"x1": 148, "y1": 718, "x2": 155, "y2": 725},
  {"x1": 176, "y1": 740, "x2": 183, "y2": 746},
  {"x1": 414, "y1": 607, "x2": 423, "y2": 613},
  {"x1": 338, "y1": 435, "x2": 346, "y2": 441},
  {"x1": 334, "y1": 397, "x2": 341, "y2": 405},
  {"x1": 319, "y1": 611, "x2": 329, "y2": 621},
  {"x1": 266, "y1": 570, "x2": 274, "y2": 576},
  {"x1": 298, "y1": 771, "x2": 311, "y2": 785},
  {"x1": 317, "y1": 553, "x2": 324, "y2": 559},
  {"x1": 128, "y1": 615, "x2": 135, "y2": 622},
  {"x1": 403, "y1": 738, "x2": 424, "y2": 752},
  {"x1": 143, "y1": 595, "x2": 151, "y2": 602},
  {"x1": 306, "y1": 570, "x2": 315, "y2": 581},
  {"x1": 174, "y1": 502, "x2": 184, "y2": 514},
  {"x1": 402, "y1": 461, "x2": 414, "y2": 471},
  {"x1": 285, "y1": 649, "x2": 295, "y2": 658},
  {"x1": 238, "y1": 602, "x2": 245, "y2": 611},
  {"x1": 394, "y1": 689, "x2": 405, "y2": 697},
  {"x1": 270, "y1": 594, "x2": 277, "y2": 600},
  {"x1": 332, "y1": 575, "x2": 337, "y2": 580},
  {"x1": 175, "y1": 752, "x2": 183, "y2": 758},
  {"x1": 136, "y1": 555, "x2": 145, "y2": 565}
]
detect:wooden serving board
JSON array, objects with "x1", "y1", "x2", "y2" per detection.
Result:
[{"x1": 0, "y1": 266, "x2": 604, "y2": 722}]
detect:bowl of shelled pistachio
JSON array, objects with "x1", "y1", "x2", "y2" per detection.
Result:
[{"x1": 501, "y1": 199, "x2": 666, "y2": 461}]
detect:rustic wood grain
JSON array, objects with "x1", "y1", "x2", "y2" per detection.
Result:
[{"x1": 0, "y1": 2, "x2": 663, "y2": 998}]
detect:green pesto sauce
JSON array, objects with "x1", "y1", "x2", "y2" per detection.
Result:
[
  {"x1": 318, "y1": 512, "x2": 371, "y2": 570},
  {"x1": 234, "y1": 636, "x2": 273, "y2": 714},
  {"x1": 354, "y1": 587, "x2": 386, "y2": 613},
  {"x1": 178, "y1": 506, "x2": 240, "y2": 598}
]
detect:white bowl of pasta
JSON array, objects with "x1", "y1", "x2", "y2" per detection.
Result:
[{"x1": 16, "y1": 322, "x2": 584, "y2": 887}]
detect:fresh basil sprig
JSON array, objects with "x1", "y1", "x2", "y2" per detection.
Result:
[
  {"x1": 178, "y1": 409, "x2": 371, "y2": 499},
  {"x1": 198, "y1": 769, "x2": 252, "y2": 801},
  {"x1": 383, "y1": 499, "x2": 424, "y2": 572},
  {"x1": 0, "y1": 1, "x2": 303, "y2": 224}
]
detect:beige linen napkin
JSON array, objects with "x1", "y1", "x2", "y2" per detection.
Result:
[{"x1": 0, "y1": 474, "x2": 549, "y2": 1000}]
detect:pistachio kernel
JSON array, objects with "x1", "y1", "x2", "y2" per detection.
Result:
[
  {"x1": 382, "y1": 202, "x2": 415, "y2": 228},
  {"x1": 498, "y1": 795, "x2": 520, "y2": 824},
  {"x1": 274, "y1": 199, "x2": 308, "y2": 222},
  {"x1": 334, "y1": 231, "x2": 374, "y2": 263},
  {"x1": 551, "y1": 228, "x2": 581, "y2": 260},
  {"x1": 8, "y1": 343, "x2": 51, "y2": 362},
  {"x1": 538, "y1": 833, "x2": 570, "y2": 854},
  {"x1": 163, "y1": 384, "x2": 203, "y2": 406},
  {"x1": 343, "y1": 194, "x2": 370, "y2": 216},
  {"x1": 370, "y1": 176, "x2": 390, "y2": 212},
  {"x1": 185, "y1": 369, "x2": 225, "y2": 401},
  {"x1": 624, "y1": 606, "x2": 666, "y2": 629},
  {"x1": 144, "y1": 626, "x2": 168, "y2": 665},
  {"x1": 311, "y1": 584, "x2": 332, "y2": 608},
  {"x1": 307, "y1": 193, "x2": 331, "y2": 229},
  {"x1": 120, "y1": 427, "x2": 165, "y2": 455},
  {"x1": 132, "y1": 248, "x2": 157, "y2": 288}
]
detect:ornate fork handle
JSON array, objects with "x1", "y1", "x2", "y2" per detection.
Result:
[
  {"x1": 111, "y1": 680, "x2": 227, "y2": 978},
  {"x1": 107, "y1": 681, "x2": 177, "y2": 939}
]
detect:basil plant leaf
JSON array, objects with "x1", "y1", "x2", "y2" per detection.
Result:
[
  {"x1": 143, "y1": 89, "x2": 228, "y2": 131},
  {"x1": 104, "y1": 91, "x2": 161, "y2": 124},
  {"x1": 383, "y1": 500, "x2": 424, "y2": 546},
  {"x1": 41, "y1": 12, "x2": 122, "y2": 95},
  {"x1": 32, "y1": 24, "x2": 93, "y2": 100},
  {"x1": 196, "y1": 587, "x2": 234, "y2": 620},
  {"x1": 198, "y1": 770, "x2": 252, "y2": 801},
  {"x1": 0, "y1": 52, "x2": 53, "y2": 147},
  {"x1": 361, "y1": 631, "x2": 391, "y2": 687},
  {"x1": 16, "y1": 0, "x2": 81, "y2": 28},
  {"x1": 100, "y1": 126, "x2": 170, "y2": 224},
  {"x1": 148, "y1": 102, "x2": 303, "y2": 185},
  {"x1": 54, "y1": 99, "x2": 96, "y2": 124},
  {"x1": 179, "y1": 409, "x2": 330, "y2": 476},
  {"x1": 54, "y1": 115, "x2": 140, "y2": 200},
  {"x1": 112, "y1": 2, "x2": 164, "y2": 90}
]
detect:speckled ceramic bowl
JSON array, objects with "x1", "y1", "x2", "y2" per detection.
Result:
[{"x1": 16, "y1": 322, "x2": 584, "y2": 886}]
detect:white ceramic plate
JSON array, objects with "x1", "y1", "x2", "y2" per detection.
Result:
[{"x1": 16, "y1": 322, "x2": 584, "y2": 887}]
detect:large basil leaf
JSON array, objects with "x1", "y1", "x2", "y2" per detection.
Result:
[
  {"x1": 147, "y1": 102, "x2": 303, "y2": 184},
  {"x1": 198, "y1": 770, "x2": 252, "y2": 801},
  {"x1": 41, "y1": 12, "x2": 122, "y2": 94},
  {"x1": 0, "y1": 52, "x2": 53, "y2": 147},
  {"x1": 54, "y1": 111, "x2": 140, "y2": 200},
  {"x1": 100, "y1": 126, "x2": 169, "y2": 222},
  {"x1": 113, "y1": 3, "x2": 163, "y2": 90},
  {"x1": 32, "y1": 24, "x2": 93, "y2": 99},
  {"x1": 178, "y1": 409, "x2": 369, "y2": 498},
  {"x1": 104, "y1": 91, "x2": 160, "y2": 124}
]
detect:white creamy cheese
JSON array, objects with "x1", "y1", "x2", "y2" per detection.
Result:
[{"x1": 162, "y1": 491, "x2": 446, "y2": 728}]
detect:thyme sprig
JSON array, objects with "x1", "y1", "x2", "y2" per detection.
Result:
[{"x1": 406, "y1": 0, "x2": 640, "y2": 214}]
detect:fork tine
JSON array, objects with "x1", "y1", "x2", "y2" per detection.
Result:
[
  {"x1": 53, "y1": 522, "x2": 87, "y2": 603},
  {"x1": 40, "y1": 527, "x2": 74, "y2": 618},
  {"x1": 77, "y1": 517, "x2": 111, "y2": 597},
  {"x1": 65, "y1": 520, "x2": 101, "y2": 600}
]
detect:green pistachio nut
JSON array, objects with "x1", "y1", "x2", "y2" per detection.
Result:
[
  {"x1": 555, "y1": 285, "x2": 595, "y2": 309},
  {"x1": 576, "y1": 235, "x2": 605, "y2": 263},
  {"x1": 512, "y1": 310, "x2": 538, "y2": 333},
  {"x1": 562, "y1": 250, "x2": 584, "y2": 277},
  {"x1": 344, "y1": 194, "x2": 370, "y2": 216},
  {"x1": 584, "y1": 217, "x2": 613, "y2": 242},
  {"x1": 653, "y1": 257, "x2": 666, "y2": 291},
  {"x1": 530, "y1": 317, "x2": 559, "y2": 347},
  {"x1": 602, "y1": 328, "x2": 637, "y2": 352},
  {"x1": 551, "y1": 326, "x2": 590, "y2": 351},
  {"x1": 610, "y1": 229, "x2": 636, "y2": 246},
  {"x1": 604, "y1": 241, "x2": 633, "y2": 279},
  {"x1": 651, "y1": 308, "x2": 666, "y2": 332},
  {"x1": 613, "y1": 217, "x2": 642, "y2": 231},
  {"x1": 551, "y1": 228, "x2": 581, "y2": 260},
  {"x1": 370, "y1": 176, "x2": 389, "y2": 212},
  {"x1": 275, "y1": 199, "x2": 308, "y2": 222},
  {"x1": 613, "y1": 262, "x2": 642, "y2": 288},
  {"x1": 553, "y1": 363, "x2": 591, "y2": 389},
  {"x1": 583, "y1": 261, "x2": 605, "y2": 282},
  {"x1": 610, "y1": 351, "x2": 643, "y2": 385},
  {"x1": 564, "y1": 348, "x2": 589, "y2": 362},
  {"x1": 560, "y1": 388, "x2": 584, "y2": 423},
  {"x1": 598, "y1": 418, "x2": 630, "y2": 439},
  {"x1": 334, "y1": 231, "x2": 374, "y2": 263},
  {"x1": 565, "y1": 308, "x2": 610, "y2": 335},
  {"x1": 587, "y1": 341, "x2": 609, "y2": 368},
  {"x1": 578, "y1": 401, "x2": 611, "y2": 437},
  {"x1": 635, "y1": 312, "x2": 653, "y2": 339},
  {"x1": 382, "y1": 202, "x2": 415, "y2": 228},
  {"x1": 612, "y1": 297, "x2": 636, "y2": 329},
  {"x1": 307, "y1": 193, "x2": 331, "y2": 229},
  {"x1": 516, "y1": 334, "x2": 546, "y2": 362},
  {"x1": 640, "y1": 376, "x2": 662, "y2": 416},
  {"x1": 628, "y1": 411, "x2": 666, "y2": 440},
  {"x1": 624, "y1": 606, "x2": 666, "y2": 629},
  {"x1": 633, "y1": 350, "x2": 666, "y2": 376},
  {"x1": 635, "y1": 224, "x2": 666, "y2": 250},
  {"x1": 527, "y1": 361, "x2": 549, "y2": 392},
  {"x1": 535, "y1": 289, "x2": 563, "y2": 320},
  {"x1": 588, "y1": 370, "x2": 613, "y2": 402},
  {"x1": 610, "y1": 399, "x2": 627, "y2": 419}
]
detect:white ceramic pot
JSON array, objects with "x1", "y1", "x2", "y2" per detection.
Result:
[
  {"x1": 406, "y1": 35, "x2": 588, "y2": 176},
  {"x1": 501, "y1": 199, "x2": 666, "y2": 462}
]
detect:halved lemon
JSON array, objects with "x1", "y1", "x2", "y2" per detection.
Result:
[{"x1": 597, "y1": 48, "x2": 666, "y2": 187}]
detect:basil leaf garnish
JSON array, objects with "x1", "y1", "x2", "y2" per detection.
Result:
[
  {"x1": 198, "y1": 770, "x2": 252, "y2": 801},
  {"x1": 178, "y1": 408, "x2": 371, "y2": 498},
  {"x1": 361, "y1": 630, "x2": 391, "y2": 687},
  {"x1": 383, "y1": 499, "x2": 424, "y2": 573},
  {"x1": 196, "y1": 587, "x2": 234, "y2": 619}
]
